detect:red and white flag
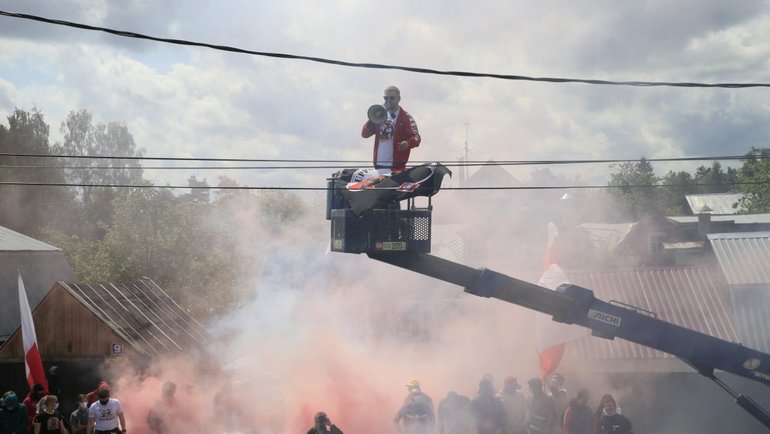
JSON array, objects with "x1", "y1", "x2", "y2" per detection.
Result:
[
  {"x1": 18, "y1": 272, "x2": 48, "y2": 393},
  {"x1": 535, "y1": 223, "x2": 588, "y2": 379}
]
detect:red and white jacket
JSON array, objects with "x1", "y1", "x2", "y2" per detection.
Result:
[{"x1": 361, "y1": 106, "x2": 421, "y2": 173}]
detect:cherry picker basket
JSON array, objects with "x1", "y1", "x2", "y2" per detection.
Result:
[
  {"x1": 327, "y1": 178, "x2": 431, "y2": 253},
  {"x1": 330, "y1": 206, "x2": 431, "y2": 254},
  {"x1": 326, "y1": 168, "x2": 433, "y2": 253}
]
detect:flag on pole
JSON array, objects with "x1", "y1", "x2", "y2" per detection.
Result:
[
  {"x1": 18, "y1": 272, "x2": 48, "y2": 393},
  {"x1": 534, "y1": 223, "x2": 588, "y2": 379}
]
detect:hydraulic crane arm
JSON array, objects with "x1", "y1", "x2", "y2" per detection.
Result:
[{"x1": 368, "y1": 252, "x2": 770, "y2": 430}]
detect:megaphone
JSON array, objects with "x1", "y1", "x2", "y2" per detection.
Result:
[{"x1": 367, "y1": 104, "x2": 388, "y2": 124}]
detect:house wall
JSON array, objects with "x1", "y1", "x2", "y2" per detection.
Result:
[{"x1": 0, "y1": 285, "x2": 139, "y2": 360}]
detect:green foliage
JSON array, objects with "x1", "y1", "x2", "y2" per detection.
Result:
[
  {"x1": 54, "y1": 109, "x2": 147, "y2": 240},
  {"x1": 693, "y1": 161, "x2": 738, "y2": 194},
  {"x1": 606, "y1": 158, "x2": 742, "y2": 219},
  {"x1": 1, "y1": 107, "x2": 308, "y2": 320},
  {"x1": 0, "y1": 108, "x2": 73, "y2": 238},
  {"x1": 737, "y1": 147, "x2": 770, "y2": 213},
  {"x1": 607, "y1": 158, "x2": 661, "y2": 219}
]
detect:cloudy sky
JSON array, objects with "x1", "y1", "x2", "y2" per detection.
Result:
[{"x1": 2, "y1": 0, "x2": 770, "y2": 189}]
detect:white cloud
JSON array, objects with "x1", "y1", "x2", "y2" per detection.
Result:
[{"x1": 1, "y1": 0, "x2": 769, "y2": 189}]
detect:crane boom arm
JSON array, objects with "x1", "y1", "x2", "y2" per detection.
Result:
[{"x1": 368, "y1": 252, "x2": 770, "y2": 429}]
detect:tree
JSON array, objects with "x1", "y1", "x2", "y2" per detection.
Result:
[
  {"x1": 737, "y1": 147, "x2": 770, "y2": 213},
  {"x1": 186, "y1": 175, "x2": 211, "y2": 203},
  {"x1": 659, "y1": 170, "x2": 695, "y2": 215},
  {"x1": 66, "y1": 187, "x2": 241, "y2": 317},
  {"x1": 606, "y1": 158, "x2": 661, "y2": 219},
  {"x1": 693, "y1": 161, "x2": 738, "y2": 194},
  {"x1": 0, "y1": 108, "x2": 73, "y2": 237},
  {"x1": 54, "y1": 109, "x2": 146, "y2": 239}
]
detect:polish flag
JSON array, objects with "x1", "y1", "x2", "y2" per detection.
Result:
[
  {"x1": 535, "y1": 223, "x2": 588, "y2": 378},
  {"x1": 18, "y1": 272, "x2": 48, "y2": 393}
]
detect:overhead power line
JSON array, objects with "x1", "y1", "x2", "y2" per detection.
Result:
[
  {"x1": 2, "y1": 10, "x2": 769, "y2": 89},
  {"x1": 0, "y1": 152, "x2": 755, "y2": 167},
  {"x1": 0, "y1": 180, "x2": 765, "y2": 191}
]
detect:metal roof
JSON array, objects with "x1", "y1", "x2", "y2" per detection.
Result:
[
  {"x1": 729, "y1": 287, "x2": 770, "y2": 353},
  {"x1": 668, "y1": 213, "x2": 770, "y2": 225},
  {"x1": 60, "y1": 279, "x2": 209, "y2": 357},
  {"x1": 0, "y1": 226, "x2": 60, "y2": 251},
  {"x1": 708, "y1": 232, "x2": 770, "y2": 285},
  {"x1": 565, "y1": 266, "x2": 739, "y2": 360},
  {"x1": 706, "y1": 233, "x2": 770, "y2": 353},
  {"x1": 685, "y1": 193, "x2": 744, "y2": 215}
]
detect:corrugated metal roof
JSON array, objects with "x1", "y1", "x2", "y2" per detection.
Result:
[
  {"x1": 685, "y1": 193, "x2": 744, "y2": 215},
  {"x1": 730, "y1": 287, "x2": 770, "y2": 353},
  {"x1": 564, "y1": 266, "x2": 739, "y2": 360},
  {"x1": 668, "y1": 213, "x2": 770, "y2": 224},
  {"x1": 708, "y1": 232, "x2": 770, "y2": 285},
  {"x1": 0, "y1": 226, "x2": 60, "y2": 251},
  {"x1": 707, "y1": 232, "x2": 770, "y2": 353},
  {"x1": 61, "y1": 279, "x2": 209, "y2": 357}
]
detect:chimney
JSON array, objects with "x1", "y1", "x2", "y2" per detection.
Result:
[{"x1": 697, "y1": 205, "x2": 713, "y2": 240}]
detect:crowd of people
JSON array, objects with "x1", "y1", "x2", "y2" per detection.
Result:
[
  {"x1": 3, "y1": 371, "x2": 632, "y2": 434},
  {"x1": 0, "y1": 379, "x2": 126, "y2": 434},
  {"x1": 314, "y1": 374, "x2": 633, "y2": 434}
]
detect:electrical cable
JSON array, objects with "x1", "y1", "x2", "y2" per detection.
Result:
[
  {"x1": 2, "y1": 10, "x2": 769, "y2": 89},
  {"x1": 0, "y1": 152, "x2": 755, "y2": 167},
  {"x1": 0, "y1": 180, "x2": 762, "y2": 191}
]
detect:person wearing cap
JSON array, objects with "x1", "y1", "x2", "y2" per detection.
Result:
[
  {"x1": 306, "y1": 411, "x2": 343, "y2": 434},
  {"x1": 84, "y1": 382, "x2": 110, "y2": 408},
  {"x1": 394, "y1": 380, "x2": 435, "y2": 434},
  {"x1": 563, "y1": 389, "x2": 593, "y2": 434},
  {"x1": 86, "y1": 388, "x2": 126, "y2": 434},
  {"x1": 362, "y1": 86, "x2": 421, "y2": 173},
  {"x1": 526, "y1": 378, "x2": 556, "y2": 434},
  {"x1": 497, "y1": 377, "x2": 527, "y2": 434}
]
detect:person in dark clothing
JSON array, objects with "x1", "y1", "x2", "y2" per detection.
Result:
[
  {"x1": 22, "y1": 385, "x2": 45, "y2": 434},
  {"x1": 46, "y1": 368, "x2": 61, "y2": 401},
  {"x1": 0, "y1": 392, "x2": 29, "y2": 434},
  {"x1": 526, "y1": 378, "x2": 556, "y2": 434},
  {"x1": 472, "y1": 378, "x2": 506, "y2": 434},
  {"x1": 563, "y1": 389, "x2": 593, "y2": 434},
  {"x1": 437, "y1": 391, "x2": 477, "y2": 434},
  {"x1": 594, "y1": 394, "x2": 624, "y2": 426},
  {"x1": 306, "y1": 411, "x2": 343, "y2": 434},
  {"x1": 596, "y1": 399, "x2": 632, "y2": 434},
  {"x1": 33, "y1": 396, "x2": 65, "y2": 434}
]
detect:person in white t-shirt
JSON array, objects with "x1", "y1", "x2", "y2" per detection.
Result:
[{"x1": 86, "y1": 388, "x2": 126, "y2": 434}]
